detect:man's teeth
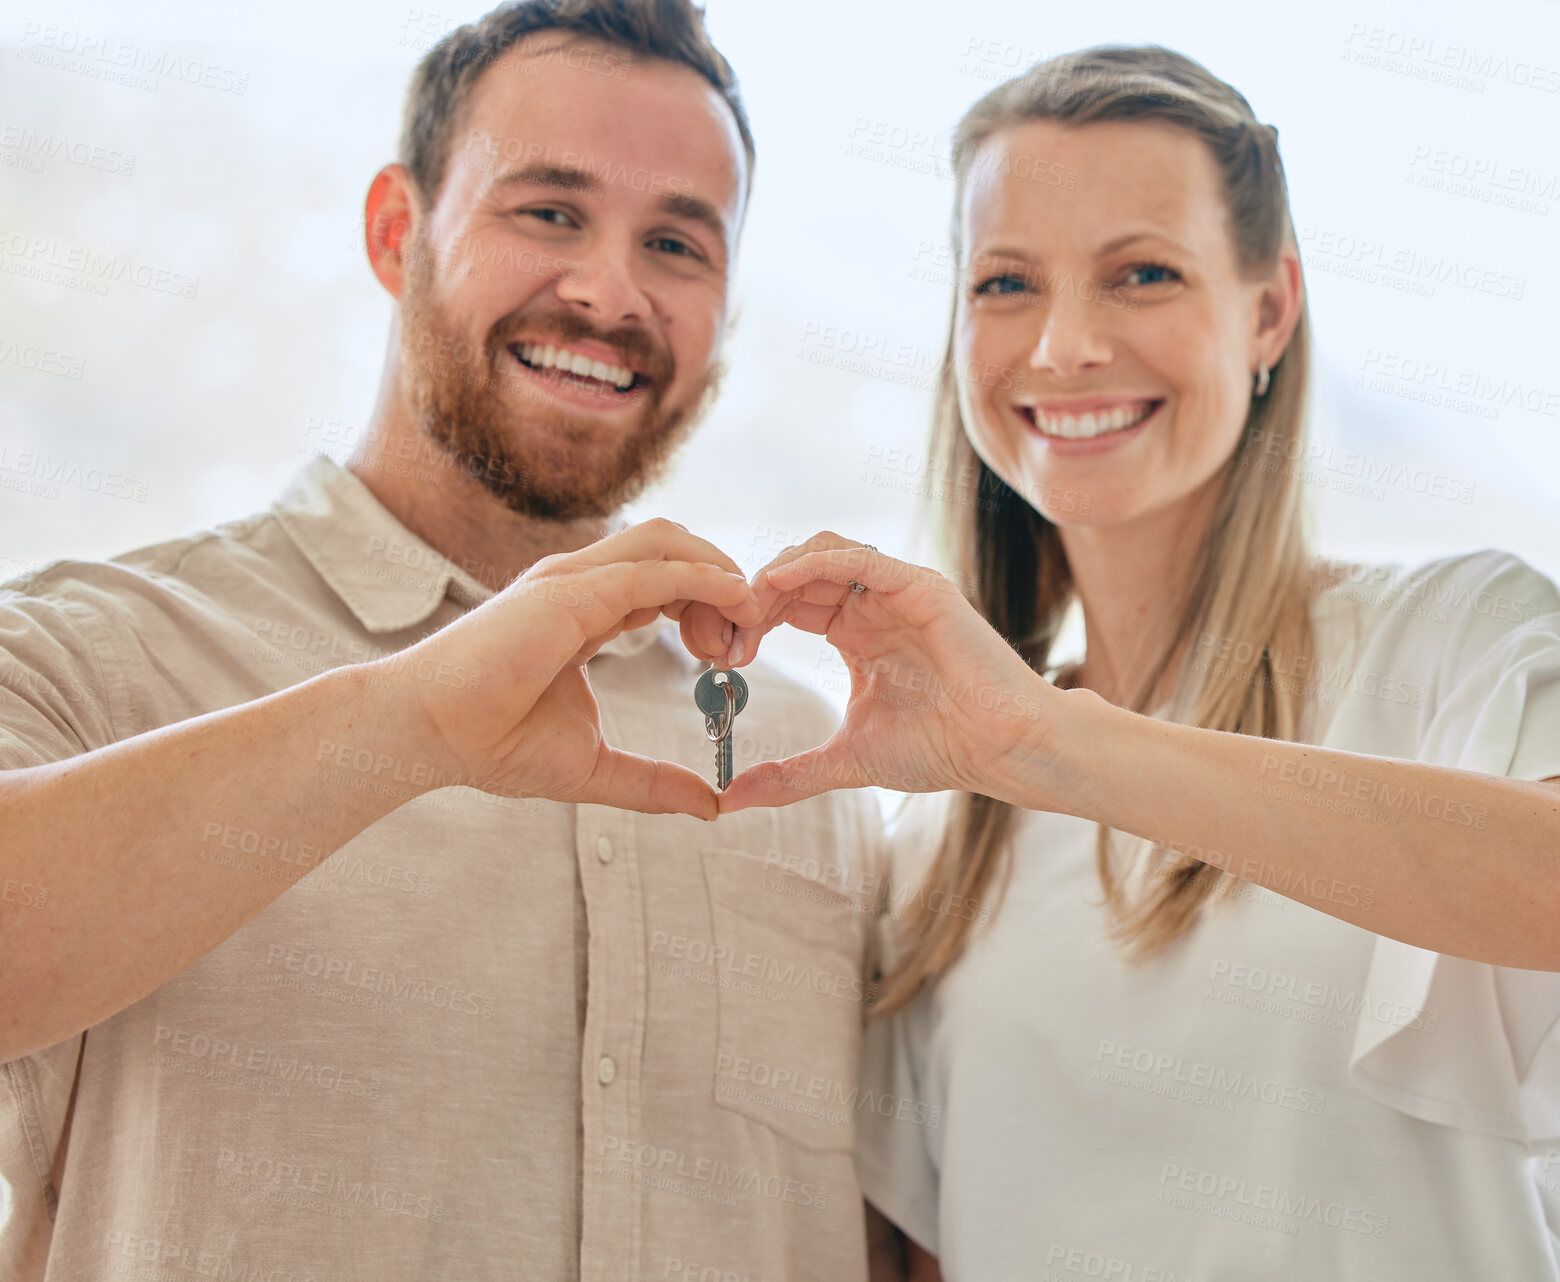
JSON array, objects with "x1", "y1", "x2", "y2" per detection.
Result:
[
  {"x1": 1032, "y1": 402, "x2": 1154, "y2": 439},
  {"x1": 517, "y1": 342, "x2": 636, "y2": 391}
]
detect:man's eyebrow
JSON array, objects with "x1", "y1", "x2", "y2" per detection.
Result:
[
  {"x1": 658, "y1": 191, "x2": 729, "y2": 245},
  {"x1": 488, "y1": 165, "x2": 728, "y2": 244},
  {"x1": 489, "y1": 163, "x2": 601, "y2": 194}
]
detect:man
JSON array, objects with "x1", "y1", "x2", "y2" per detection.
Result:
[{"x1": 0, "y1": 3, "x2": 883, "y2": 1278}]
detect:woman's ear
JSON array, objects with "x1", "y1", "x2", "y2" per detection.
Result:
[{"x1": 1253, "y1": 245, "x2": 1305, "y2": 370}]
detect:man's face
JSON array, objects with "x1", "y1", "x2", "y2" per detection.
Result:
[{"x1": 396, "y1": 36, "x2": 748, "y2": 520}]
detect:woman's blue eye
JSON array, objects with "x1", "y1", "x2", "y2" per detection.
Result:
[
  {"x1": 973, "y1": 274, "x2": 1027, "y2": 296},
  {"x1": 1124, "y1": 262, "x2": 1176, "y2": 286},
  {"x1": 522, "y1": 208, "x2": 572, "y2": 226}
]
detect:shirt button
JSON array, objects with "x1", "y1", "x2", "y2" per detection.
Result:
[
  {"x1": 596, "y1": 837, "x2": 614, "y2": 864},
  {"x1": 597, "y1": 1056, "x2": 617, "y2": 1085}
]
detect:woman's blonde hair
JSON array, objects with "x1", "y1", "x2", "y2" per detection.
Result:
[{"x1": 874, "y1": 45, "x2": 1315, "y2": 1015}]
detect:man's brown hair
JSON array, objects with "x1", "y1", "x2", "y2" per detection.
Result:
[{"x1": 398, "y1": 0, "x2": 755, "y2": 209}]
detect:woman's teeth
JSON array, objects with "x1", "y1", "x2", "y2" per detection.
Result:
[
  {"x1": 516, "y1": 342, "x2": 636, "y2": 391},
  {"x1": 1032, "y1": 402, "x2": 1155, "y2": 439}
]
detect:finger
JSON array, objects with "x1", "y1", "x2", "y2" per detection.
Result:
[
  {"x1": 776, "y1": 600, "x2": 841, "y2": 637},
  {"x1": 577, "y1": 562, "x2": 762, "y2": 637},
  {"x1": 575, "y1": 746, "x2": 721, "y2": 821},
  {"x1": 620, "y1": 606, "x2": 663, "y2": 634},
  {"x1": 723, "y1": 593, "x2": 840, "y2": 668},
  {"x1": 683, "y1": 600, "x2": 735, "y2": 662},
  {"x1": 717, "y1": 745, "x2": 863, "y2": 813},
  {"x1": 680, "y1": 603, "x2": 736, "y2": 665},
  {"x1": 747, "y1": 530, "x2": 867, "y2": 618},
  {"x1": 572, "y1": 518, "x2": 745, "y2": 577},
  {"x1": 725, "y1": 564, "x2": 882, "y2": 668},
  {"x1": 765, "y1": 548, "x2": 926, "y2": 596}
]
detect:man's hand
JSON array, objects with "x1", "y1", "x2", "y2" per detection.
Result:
[{"x1": 386, "y1": 519, "x2": 762, "y2": 820}]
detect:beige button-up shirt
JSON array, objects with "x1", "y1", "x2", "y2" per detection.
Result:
[{"x1": 0, "y1": 456, "x2": 884, "y2": 1282}]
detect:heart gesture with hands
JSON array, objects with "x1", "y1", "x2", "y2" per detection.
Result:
[
  {"x1": 716, "y1": 533, "x2": 1068, "y2": 813},
  {"x1": 390, "y1": 519, "x2": 762, "y2": 821}
]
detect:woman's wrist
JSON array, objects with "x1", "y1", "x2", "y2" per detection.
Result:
[{"x1": 984, "y1": 679, "x2": 1117, "y2": 815}]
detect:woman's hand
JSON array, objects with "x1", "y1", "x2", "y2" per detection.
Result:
[{"x1": 718, "y1": 533, "x2": 1066, "y2": 812}]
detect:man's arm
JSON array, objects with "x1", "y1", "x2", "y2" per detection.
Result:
[{"x1": 0, "y1": 520, "x2": 760, "y2": 1063}]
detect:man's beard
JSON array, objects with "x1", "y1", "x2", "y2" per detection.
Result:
[{"x1": 397, "y1": 249, "x2": 723, "y2": 521}]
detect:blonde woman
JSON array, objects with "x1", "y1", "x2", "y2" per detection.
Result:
[{"x1": 719, "y1": 47, "x2": 1560, "y2": 1281}]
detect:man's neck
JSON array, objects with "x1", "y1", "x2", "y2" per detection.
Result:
[{"x1": 347, "y1": 387, "x2": 611, "y2": 594}]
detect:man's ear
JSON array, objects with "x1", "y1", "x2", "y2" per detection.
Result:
[{"x1": 365, "y1": 164, "x2": 421, "y2": 301}]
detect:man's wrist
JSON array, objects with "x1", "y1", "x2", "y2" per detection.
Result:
[{"x1": 335, "y1": 653, "x2": 465, "y2": 798}]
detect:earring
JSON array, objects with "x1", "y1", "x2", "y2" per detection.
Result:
[{"x1": 1254, "y1": 364, "x2": 1271, "y2": 398}]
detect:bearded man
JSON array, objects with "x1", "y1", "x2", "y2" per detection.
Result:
[{"x1": 0, "y1": 4, "x2": 882, "y2": 1278}]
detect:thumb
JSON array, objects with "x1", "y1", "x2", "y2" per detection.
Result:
[
  {"x1": 573, "y1": 747, "x2": 721, "y2": 821},
  {"x1": 717, "y1": 743, "x2": 862, "y2": 813}
]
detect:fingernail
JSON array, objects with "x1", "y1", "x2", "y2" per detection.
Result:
[{"x1": 727, "y1": 636, "x2": 745, "y2": 667}]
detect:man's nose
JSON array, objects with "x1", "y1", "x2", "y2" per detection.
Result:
[{"x1": 553, "y1": 236, "x2": 652, "y2": 324}]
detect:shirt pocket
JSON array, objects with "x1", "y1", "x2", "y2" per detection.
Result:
[{"x1": 701, "y1": 849, "x2": 870, "y2": 1154}]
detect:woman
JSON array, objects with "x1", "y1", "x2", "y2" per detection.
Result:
[{"x1": 719, "y1": 46, "x2": 1560, "y2": 1280}]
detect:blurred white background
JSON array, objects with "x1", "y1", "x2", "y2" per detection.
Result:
[{"x1": 2, "y1": 0, "x2": 1557, "y2": 704}]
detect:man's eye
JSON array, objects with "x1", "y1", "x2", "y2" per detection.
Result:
[
  {"x1": 649, "y1": 236, "x2": 698, "y2": 258},
  {"x1": 1122, "y1": 262, "x2": 1178, "y2": 286},
  {"x1": 520, "y1": 208, "x2": 574, "y2": 227},
  {"x1": 972, "y1": 274, "x2": 1027, "y2": 296}
]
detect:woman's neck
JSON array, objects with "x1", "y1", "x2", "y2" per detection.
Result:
[{"x1": 1055, "y1": 484, "x2": 1222, "y2": 708}]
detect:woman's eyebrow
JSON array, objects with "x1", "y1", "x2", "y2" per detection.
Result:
[{"x1": 1095, "y1": 230, "x2": 1192, "y2": 256}]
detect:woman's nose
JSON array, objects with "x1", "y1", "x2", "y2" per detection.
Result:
[{"x1": 1026, "y1": 281, "x2": 1115, "y2": 379}]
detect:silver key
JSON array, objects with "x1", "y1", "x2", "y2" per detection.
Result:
[{"x1": 694, "y1": 667, "x2": 749, "y2": 789}]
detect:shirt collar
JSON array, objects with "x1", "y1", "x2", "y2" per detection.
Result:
[{"x1": 272, "y1": 454, "x2": 697, "y2": 668}]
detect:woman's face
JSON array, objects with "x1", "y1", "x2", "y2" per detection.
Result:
[{"x1": 954, "y1": 118, "x2": 1291, "y2": 531}]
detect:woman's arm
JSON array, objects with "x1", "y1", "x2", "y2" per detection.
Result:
[
  {"x1": 1010, "y1": 689, "x2": 1560, "y2": 969},
  {"x1": 720, "y1": 538, "x2": 1560, "y2": 970}
]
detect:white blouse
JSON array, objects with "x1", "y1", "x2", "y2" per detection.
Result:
[{"x1": 858, "y1": 550, "x2": 1560, "y2": 1281}]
